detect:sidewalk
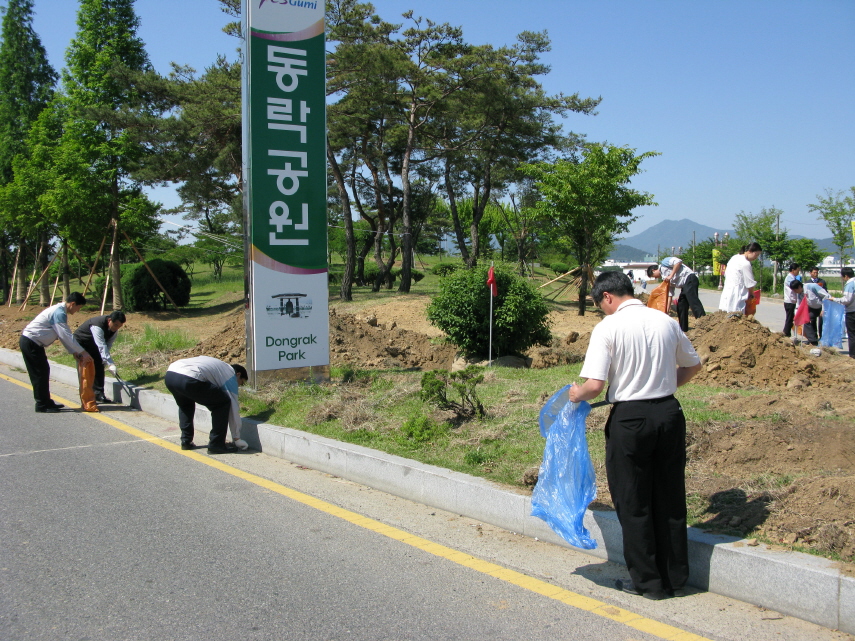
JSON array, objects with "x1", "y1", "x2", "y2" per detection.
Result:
[{"x1": 1, "y1": 346, "x2": 852, "y2": 634}]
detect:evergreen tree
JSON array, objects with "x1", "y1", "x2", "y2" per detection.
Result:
[
  {"x1": 60, "y1": 0, "x2": 157, "y2": 309},
  {"x1": 0, "y1": 0, "x2": 57, "y2": 303}
]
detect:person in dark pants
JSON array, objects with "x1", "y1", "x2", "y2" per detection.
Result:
[
  {"x1": 830, "y1": 267, "x2": 855, "y2": 358},
  {"x1": 164, "y1": 356, "x2": 249, "y2": 453},
  {"x1": 569, "y1": 272, "x2": 702, "y2": 600},
  {"x1": 802, "y1": 281, "x2": 830, "y2": 346},
  {"x1": 647, "y1": 259, "x2": 706, "y2": 331},
  {"x1": 782, "y1": 263, "x2": 802, "y2": 338},
  {"x1": 73, "y1": 310, "x2": 126, "y2": 404},
  {"x1": 808, "y1": 267, "x2": 828, "y2": 338},
  {"x1": 19, "y1": 292, "x2": 93, "y2": 413}
]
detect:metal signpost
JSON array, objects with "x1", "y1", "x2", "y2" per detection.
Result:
[{"x1": 242, "y1": 0, "x2": 328, "y2": 385}]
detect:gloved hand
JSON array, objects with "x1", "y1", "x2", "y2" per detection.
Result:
[
  {"x1": 108, "y1": 364, "x2": 118, "y2": 375},
  {"x1": 234, "y1": 439, "x2": 249, "y2": 451}
]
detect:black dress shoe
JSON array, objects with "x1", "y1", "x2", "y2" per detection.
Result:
[
  {"x1": 181, "y1": 443, "x2": 197, "y2": 451},
  {"x1": 35, "y1": 406, "x2": 61, "y2": 413},
  {"x1": 615, "y1": 579, "x2": 668, "y2": 601},
  {"x1": 669, "y1": 587, "x2": 687, "y2": 597},
  {"x1": 207, "y1": 443, "x2": 238, "y2": 454},
  {"x1": 95, "y1": 394, "x2": 114, "y2": 404},
  {"x1": 49, "y1": 402, "x2": 65, "y2": 409}
]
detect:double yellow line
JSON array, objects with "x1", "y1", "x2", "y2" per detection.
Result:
[{"x1": 0, "y1": 371, "x2": 710, "y2": 641}]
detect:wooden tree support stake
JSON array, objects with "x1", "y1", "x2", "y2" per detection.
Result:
[
  {"x1": 82, "y1": 235, "x2": 108, "y2": 297},
  {"x1": 19, "y1": 248, "x2": 60, "y2": 312}
]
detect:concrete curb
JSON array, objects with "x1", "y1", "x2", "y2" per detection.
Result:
[{"x1": 3, "y1": 346, "x2": 852, "y2": 633}]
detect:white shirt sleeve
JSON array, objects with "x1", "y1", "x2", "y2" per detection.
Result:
[{"x1": 90, "y1": 326, "x2": 115, "y2": 366}]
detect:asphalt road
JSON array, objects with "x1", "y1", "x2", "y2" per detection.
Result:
[{"x1": 0, "y1": 368, "x2": 848, "y2": 641}]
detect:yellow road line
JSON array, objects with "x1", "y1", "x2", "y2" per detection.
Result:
[{"x1": 0, "y1": 371, "x2": 711, "y2": 641}]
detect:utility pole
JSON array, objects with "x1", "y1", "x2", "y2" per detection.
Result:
[{"x1": 773, "y1": 210, "x2": 780, "y2": 293}]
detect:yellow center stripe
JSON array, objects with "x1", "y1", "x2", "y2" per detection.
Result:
[{"x1": 0, "y1": 371, "x2": 711, "y2": 641}]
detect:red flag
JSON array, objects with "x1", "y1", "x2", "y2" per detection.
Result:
[
  {"x1": 793, "y1": 297, "x2": 809, "y2": 326},
  {"x1": 486, "y1": 266, "x2": 497, "y2": 297}
]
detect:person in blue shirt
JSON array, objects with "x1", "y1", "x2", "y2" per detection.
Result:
[
  {"x1": 164, "y1": 356, "x2": 249, "y2": 453},
  {"x1": 646, "y1": 257, "x2": 705, "y2": 331},
  {"x1": 829, "y1": 267, "x2": 855, "y2": 358},
  {"x1": 802, "y1": 281, "x2": 830, "y2": 346},
  {"x1": 19, "y1": 292, "x2": 93, "y2": 413}
]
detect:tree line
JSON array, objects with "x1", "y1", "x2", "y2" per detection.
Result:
[{"x1": 4, "y1": 0, "x2": 845, "y2": 315}]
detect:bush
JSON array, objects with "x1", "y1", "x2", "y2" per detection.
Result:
[
  {"x1": 431, "y1": 263, "x2": 459, "y2": 277},
  {"x1": 120, "y1": 259, "x2": 191, "y2": 311},
  {"x1": 399, "y1": 413, "x2": 447, "y2": 443},
  {"x1": 391, "y1": 268, "x2": 425, "y2": 284},
  {"x1": 426, "y1": 264, "x2": 551, "y2": 358},
  {"x1": 362, "y1": 264, "x2": 396, "y2": 286},
  {"x1": 550, "y1": 262, "x2": 570, "y2": 275}
]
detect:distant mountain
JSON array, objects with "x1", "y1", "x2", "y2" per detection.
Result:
[
  {"x1": 621, "y1": 219, "x2": 734, "y2": 255},
  {"x1": 607, "y1": 244, "x2": 650, "y2": 262}
]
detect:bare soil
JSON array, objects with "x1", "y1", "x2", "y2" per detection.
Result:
[{"x1": 1, "y1": 296, "x2": 852, "y2": 564}]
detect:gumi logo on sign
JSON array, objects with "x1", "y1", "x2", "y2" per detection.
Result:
[{"x1": 258, "y1": 0, "x2": 319, "y2": 8}]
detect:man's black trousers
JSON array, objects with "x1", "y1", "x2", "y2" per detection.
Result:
[
  {"x1": 79, "y1": 342, "x2": 106, "y2": 396},
  {"x1": 783, "y1": 302, "x2": 796, "y2": 337},
  {"x1": 605, "y1": 395, "x2": 689, "y2": 594},
  {"x1": 846, "y1": 311, "x2": 855, "y2": 358},
  {"x1": 804, "y1": 306, "x2": 822, "y2": 344},
  {"x1": 19, "y1": 335, "x2": 53, "y2": 410},
  {"x1": 164, "y1": 371, "x2": 231, "y2": 447},
  {"x1": 676, "y1": 274, "x2": 705, "y2": 332}
]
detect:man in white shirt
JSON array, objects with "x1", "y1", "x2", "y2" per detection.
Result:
[
  {"x1": 20, "y1": 292, "x2": 93, "y2": 413},
  {"x1": 803, "y1": 282, "x2": 830, "y2": 346},
  {"x1": 164, "y1": 356, "x2": 249, "y2": 453},
  {"x1": 646, "y1": 257, "x2": 705, "y2": 332},
  {"x1": 570, "y1": 272, "x2": 702, "y2": 600},
  {"x1": 782, "y1": 263, "x2": 802, "y2": 338}
]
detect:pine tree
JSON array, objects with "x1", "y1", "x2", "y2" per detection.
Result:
[
  {"x1": 60, "y1": 0, "x2": 156, "y2": 309},
  {"x1": 0, "y1": 0, "x2": 57, "y2": 303}
]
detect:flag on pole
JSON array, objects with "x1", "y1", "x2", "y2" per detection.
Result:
[{"x1": 486, "y1": 266, "x2": 497, "y2": 297}]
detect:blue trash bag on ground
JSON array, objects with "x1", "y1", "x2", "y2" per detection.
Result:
[
  {"x1": 530, "y1": 384, "x2": 597, "y2": 549},
  {"x1": 820, "y1": 299, "x2": 846, "y2": 349}
]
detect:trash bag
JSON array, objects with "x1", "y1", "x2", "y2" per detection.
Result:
[
  {"x1": 793, "y1": 297, "x2": 810, "y2": 327},
  {"x1": 531, "y1": 385, "x2": 597, "y2": 549},
  {"x1": 820, "y1": 299, "x2": 846, "y2": 348},
  {"x1": 78, "y1": 359, "x2": 99, "y2": 412},
  {"x1": 646, "y1": 280, "x2": 670, "y2": 314},
  {"x1": 744, "y1": 289, "x2": 761, "y2": 316}
]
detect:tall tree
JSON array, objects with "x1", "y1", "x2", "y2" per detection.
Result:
[
  {"x1": 521, "y1": 144, "x2": 659, "y2": 315},
  {"x1": 60, "y1": 0, "x2": 157, "y2": 309},
  {"x1": 808, "y1": 187, "x2": 855, "y2": 265},
  {"x1": 0, "y1": 0, "x2": 56, "y2": 303}
]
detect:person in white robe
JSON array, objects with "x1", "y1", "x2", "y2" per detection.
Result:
[{"x1": 718, "y1": 242, "x2": 762, "y2": 313}]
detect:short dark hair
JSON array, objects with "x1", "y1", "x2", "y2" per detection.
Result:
[
  {"x1": 810, "y1": 266, "x2": 819, "y2": 273},
  {"x1": 66, "y1": 292, "x2": 86, "y2": 305},
  {"x1": 646, "y1": 264, "x2": 658, "y2": 278},
  {"x1": 788, "y1": 263, "x2": 800, "y2": 272},
  {"x1": 591, "y1": 271, "x2": 634, "y2": 305},
  {"x1": 109, "y1": 310, "x2": 126, "y2": 324},
  {"x1": 232, "y1": 364, "x2": 248, "y2": 381},
  {"x1": 841, "y1": 267, "x2": 854, "y2": 279},
  {"x1": 745, "y1": 241, "x2": 762, "y2": 253},
  {"x1": 790, "y1": 279, "x2": 803, "y2": 290}
]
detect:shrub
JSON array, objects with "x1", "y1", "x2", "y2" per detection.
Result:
[
  {"x1": 551, "y1": 262, "x2": 570, "y2": 275},
  {"x1": 426, "y1": 264, "x2": 551, "y2": 358},
  {"x1": 431, "y1": 263, "x2": 459, "y2": 277},
  {"x1": 399, "y1": 413, "x2": 447, "y2": 443},
  {"x1": 362, "y1": 264, "x2": 396, "y2": 286},
  {"x1": 120, "y1": 259, "x2": 191, "y2": 311},
  {"x1": 392, "y1": 268, "x2": 425, "y2": 283}
]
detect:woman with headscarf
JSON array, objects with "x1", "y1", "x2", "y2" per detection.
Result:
[{"x1": 718, "y1": 242, "x2": 762, "y2": 313}]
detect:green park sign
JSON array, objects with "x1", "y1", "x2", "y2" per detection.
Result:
[{"x1": 242, "y1": 0, "x2": 328, "y2": 380}]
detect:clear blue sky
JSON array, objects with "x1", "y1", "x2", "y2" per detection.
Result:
[{"x1": 26, "y1": 0, "x2": 855, "y2": 241}]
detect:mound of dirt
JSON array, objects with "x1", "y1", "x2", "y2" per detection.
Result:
[
  {"x1": 179, "y1": 307, "x2": 458, "y2": 371},
  {"x1": 687, "y1": 311, "x2": 855, "y2": 391}
]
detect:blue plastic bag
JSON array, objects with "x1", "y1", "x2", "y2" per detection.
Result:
[
  {"x1": 820, "y1": 299, "x2": 846, "y2": 349},
  {"x1": 531, "y1": 384, "x2": 597, "y2": 549}
]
